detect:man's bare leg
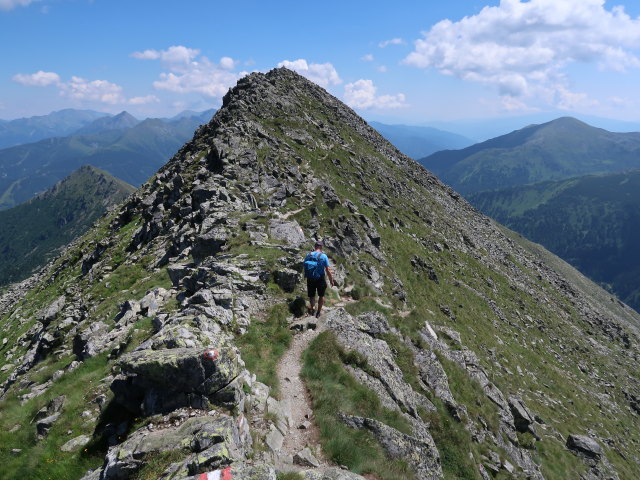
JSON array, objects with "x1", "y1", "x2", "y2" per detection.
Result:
[
  {"x1": 308, "y1": 296, "x2": 316, "y2": 315},
  {"x1": 316, "y1": 296, "x2": 325, "y2": 317}
]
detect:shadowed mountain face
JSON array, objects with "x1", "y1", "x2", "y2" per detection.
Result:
[
  {"x1": 0, "y1": 69, "x2": 639, "y2": 480},
  {"x1": 0, "y1": 109, "x2": 108, "y2": 149},
  {"x1": 421, "y1": 117, "x2": 640, "y2": 194},
  {"x1": 0, "y1": 112, "x2": 213, "y2": 210},
  {"x1": 469, "y1": 169, "x2": 640, "y2": 312},
  {"x1": 0, "y1": 165, "x2": 134, "y2": 286}
]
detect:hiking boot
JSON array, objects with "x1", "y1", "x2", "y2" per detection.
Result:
[
  {"x1": 307, "y1": 306, "x2": 314, "y2": 316},
  {"x1": 315, "y1": 309, "x2": 321, "y2": 318}
]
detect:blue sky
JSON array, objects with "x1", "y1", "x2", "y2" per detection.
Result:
[{"x1": 2, "y1": 0, "x2": 640, "y2": 125}]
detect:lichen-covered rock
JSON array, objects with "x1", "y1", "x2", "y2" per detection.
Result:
[
  {"x1": 340, "y1": 414, "x2": 442, "y2": 480},
  {"x1": 111, "y1": 347, "x2": 242, "y2": 415},
  {"x1": 99, "y1": 414, "x2": 249, "y2": 480},
  {"x1": 299, "y1": 468, "x2": 368, "y2": 480}
]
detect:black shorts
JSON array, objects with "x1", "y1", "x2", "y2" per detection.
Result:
[{"x1": 307, "y1": 276, "x2": 327, "y2": 298}]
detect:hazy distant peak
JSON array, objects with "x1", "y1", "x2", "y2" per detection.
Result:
[{"x1": 74, "y1": 111, "x2": 140, "y2": 135}]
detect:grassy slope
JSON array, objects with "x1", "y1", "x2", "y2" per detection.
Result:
[
  {"x1": 469, "y1": 170, "x2": 640, "y2": 311},
  {"x1": 0, "y1": 166, "x2": 135, "y2": 286}
]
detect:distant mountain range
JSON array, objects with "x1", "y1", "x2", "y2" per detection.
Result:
[
  {"x1": 0, "y1": 109, "x2": 109, "y2": 149},
  {"x1": 421, "y1": 117, "x2": 640, "y2": 194},
  {"x1": 0, "y1": 165, "x2": 134, "y2": 286},
  {"x1": 0, "y1": 109, "x2": 214, "y2": 209},
  {"x1": 370, "y1": 121, "x2": 473, "y2": 159},
  {"x1": 423, "y1": 113, "x2": 640, "y2": 143},
  {"x1": 470, "y1": 169, "x2": 640, "y2": 312}
]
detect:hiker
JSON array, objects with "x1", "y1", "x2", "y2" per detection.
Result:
[{"x1": 304, "y1": 240, "x2": 334, "y2": 318}]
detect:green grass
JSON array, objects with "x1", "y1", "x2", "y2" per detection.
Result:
[
  {"x1": 301, "y1": 331, "x2": 414, "y2": 479},
  {"x1": 130, "y1": 449, "x2": 188, "y2": 480},
  {"x1": 0, "y1": 354, "x2": 112, "y2": 480},
  {"x1": 237, "y1": 303, "x2": 292, "y2": 396},
  {"x1": 276, "y1": 473, "x2": 305, "y2": 480}
]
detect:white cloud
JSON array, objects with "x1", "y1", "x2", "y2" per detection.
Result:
[
  {"x1": 404, "y1": 0, "x2": 640, "y2": 109},
  {"x1": 132, "y1": 45, "x2": 240, "y2": 99},
  {"x1": 14, "y1": 70, "x2": 134, "y2": 105},
  {"x1": 277, "y1": 59, "x2": 342, "y2": 88},
  {"x1": 343, "y1": 79, "x2": 406, "y2": 109},
  {"x1": 60, "y1": 76, "x2": 125, "y2": 104},
  {"x1": 129, "y1": 95, "x2": 160, "y2": 105},
  {"x1": 0, "y1": 0, "x2": 41, "y2": 11},
  {"x1": 12, "y1": 70, "x2": 60, "y2": 87},
  {"x1": 131, "y1": 46, "x2": 200, "y2": 69},
  {"x1": 379, "y1": 38, "x2": 404, "y2": 48},
  {"x1": 362, "y1": 53, "x2": 374, "y2": 62},
  {"x1": 219, "y1": 56, "x2": 237, "y2": 70},
  {"x1": 377, "y1": 65, "x2": 388, "y2": 73}
]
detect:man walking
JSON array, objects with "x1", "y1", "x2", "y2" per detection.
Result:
[{"x1": 303, "y1": 240, "x2": 334, "y2": 318}]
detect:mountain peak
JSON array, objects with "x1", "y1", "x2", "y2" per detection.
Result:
[{"x1": 75, "y1": 110, "x2": 139, "y2": 135}]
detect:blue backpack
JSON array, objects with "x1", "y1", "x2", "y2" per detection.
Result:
[{"x1": 304, "y1": 251, "x2": 325, "y2": 279}]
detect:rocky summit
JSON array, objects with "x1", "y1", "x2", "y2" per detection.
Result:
[{"x1": 0, "y1": 68, "x2": 639, "y2": 480}]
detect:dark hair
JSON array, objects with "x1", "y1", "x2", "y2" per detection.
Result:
[{"x1": 314, "y1": 240, "x2": 324, "y2": 249}]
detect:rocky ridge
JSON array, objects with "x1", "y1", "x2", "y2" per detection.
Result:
[{"x1": 0, "y1": 68, "x2": 639, "y2": 480}]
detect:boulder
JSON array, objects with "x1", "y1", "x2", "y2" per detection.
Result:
[
  {"x1": 274, "y1": 268, "x2": 300, "y2": 293},
  {"x1": 100, "y1": 415, "x2": 249, "y2": 479},
  {"x1": 340, "y1": 414, "x2": 442, "y2": 480},
  {"x1": 293, "y1": 447, "x2": 321, "y2": 468},
  {"x1": 508, "y1": 395, "x2": 537, "y2": 435},
  {"x1": 111, "y1": 347, "x2": 241, "y2": 415},
  {"x1": 566, "y1": 434, "x2": 604, "y2": 460},
  {"x1": 36, "y1": 413, "x2": 61, "y2": 439},
  {"x1": 269, "y1": 219, "x2": 306, "y2": 247},
  {"x1": 60, "y1": 434, "x2": 91, "y2": 452},
  {"x1": 299, "y1": 467, "x2": 368, "y2": 479},
  {"x1": 192, "y1": 227, "x2": 228, "y2": 260}
]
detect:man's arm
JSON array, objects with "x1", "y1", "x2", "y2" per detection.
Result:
[{"x1": 325, "y1": 265, "x2": 334, "y2": 287}]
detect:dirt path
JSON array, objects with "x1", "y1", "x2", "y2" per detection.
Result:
[{"x1": 277, "y1": 313, "x2": 327, "y2": 459}]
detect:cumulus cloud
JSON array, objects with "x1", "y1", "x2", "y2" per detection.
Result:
[
  {"x1": 343, "y1": 79, "x2": 406, "y2": 109},
  {"x1": 379, "y1": 38, "x2": 404, "y2": 48},
  {"x1": 12, "y1": 70, "x2": 60, "y2": 87},
  {"x1": 132, "y1": 46, "x2": 240, "y2": 99},
  {"x1": 0, "y1": 0, "x2": 41, "y2": 11},
  {"x1": 404, "y1": 0, "x2": 640, "y2": 109},
  {"x1": 277, "y1": 59, "x2": 342, "y2": 88},
  {"x1": 13, "y1": 70, "x2": 138, "y2": 105},
  {"x1": 131, "y1": 46, "x2": 200, "y2": 67},
  {"x1": 362, "y1": 53, "x2": 374, "y2": 62},
  {"x1": 60, "y1": 77, "x2": 125, "y2": 104}
]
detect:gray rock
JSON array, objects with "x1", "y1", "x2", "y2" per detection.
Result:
[
  {"x1": 294, "y1": 447, "x2": 321, "y2": 468},
  {"x1": 41, "y1": 295, "x2": 66, "y2": 325},
  {"x1": 111, "y1": 347, "x2": 241, "y2": 415},
  {"x1": 36, "y1": 412, "x2": 61, "y2": 439},
  {"x1": 269, "y1": 219, "x2": 306, "y2": 247},
  {"x1": 340, "y1": 414, "x2": 442, "y2": 480},
  {"x1": 60, "y1": 434, "x2": 91, "y2": 452},
  {"x1": 508, "y1": 395, "x2": 537, "y2": 435},
  {"x1": 567, "y1": 434, "x2": 604, "y2": 459},
  {"x1": 274, "y1": 268, "x2": 300, "y2": 293},
  {"x1": 299, "y1": 468, "x2": 367, "y2": 480},
  {"x1": 265, "y1": 425, "x2": 284, "y2": 452}
]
